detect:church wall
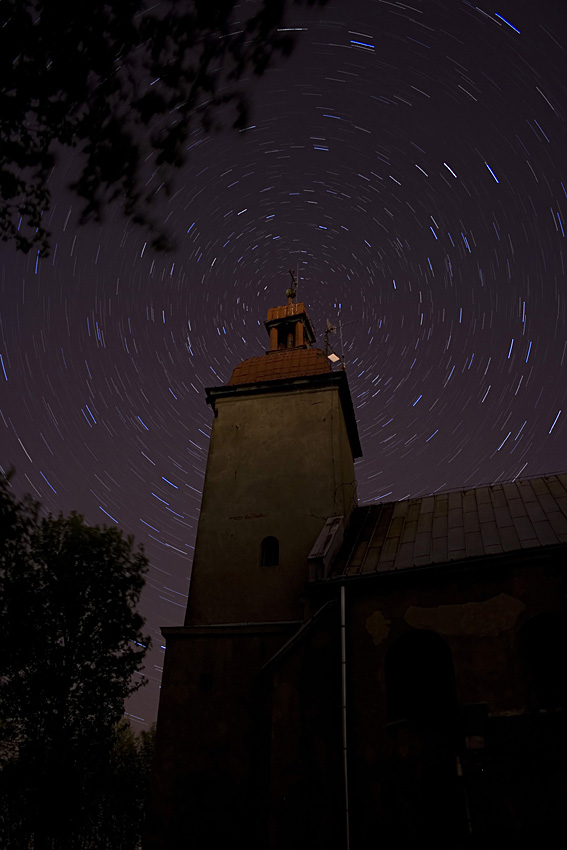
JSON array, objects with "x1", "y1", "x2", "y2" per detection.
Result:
[
  {"x1": 186, "y1": 383, "x2": 357, "y2": 626},
  {"x1": 332, "y1": 549, "x2": 567, "y2": 844},
  {"x1": 145, "y1": 623, "x2": 298, "y2": 849},
  {"x1": 263, "y1": 604, "x2": 345, "y2": 850}
]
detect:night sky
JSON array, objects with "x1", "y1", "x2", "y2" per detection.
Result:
[{"x1": 2, "y1": 0, "x2": 566, "y2": 727}]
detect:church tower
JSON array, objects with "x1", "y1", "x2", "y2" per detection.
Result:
[{"x1": 145, "y1": 289, "x2": 362, "y2": 849}]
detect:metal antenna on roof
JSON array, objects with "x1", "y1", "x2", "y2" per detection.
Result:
[
  {"x1": 325, "y1": 320, "x2": 341, "y2": 366},
  {"x1": 325, "y1": 318, "x2": 357, "y2": 370}
]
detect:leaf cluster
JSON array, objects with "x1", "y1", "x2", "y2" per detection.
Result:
[{"x1": 0, "y1": 0, "x2": 324, "y2": 257}]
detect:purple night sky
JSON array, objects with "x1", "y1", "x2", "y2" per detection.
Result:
[{"x1": 2, "y1": 0, "x2": 566, "y2": 726}]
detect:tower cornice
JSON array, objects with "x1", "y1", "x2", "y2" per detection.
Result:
[{"x1": 206, "y1": 370, "x2": 363, "y2": 458}]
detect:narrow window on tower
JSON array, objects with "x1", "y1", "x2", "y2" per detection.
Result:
[{"x1": 260, "y1": 536, "x2": 279, "y2": 566}]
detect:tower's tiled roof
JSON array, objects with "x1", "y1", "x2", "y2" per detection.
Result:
[
  {"x1": 327, "y1": 474, "x2": 567, "y2": 579},
  {"x1": 227, "y1": 347, "x2": 331, "y2": 385}
]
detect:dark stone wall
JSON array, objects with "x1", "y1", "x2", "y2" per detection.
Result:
[
  {"x1": 264, "y1": 603, "x2": 345, "y2": 850},
  {"x1": 144, "y1": 624, "x2": 296, "y2": 850},
  {"x1": 336, "y1": 550, "x2": 567, "y2": 845}
]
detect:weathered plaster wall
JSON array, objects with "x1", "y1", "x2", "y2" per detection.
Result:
[
  {"x1": 187, "y1": 383, "x2": 357, "y2": 625},
  {"x1": 266, "y1": 607, "x2": 345, "y2": 850},
  {"x1": 338, "y1": 554, "x2": 567, "y2": 842},
  {"x1": 146, "y1": 623, "x2": 296, "y2": 850}
]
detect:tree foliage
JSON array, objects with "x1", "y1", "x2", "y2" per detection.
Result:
[
  {"x1": 88, "y1": 720, "x2": 156, "y2": 850},
  {"x1": 0, "y1": 473, "x2": 150, "y2": 849},
  {"x1": 0, "y1": 0, "x2": 324, "y2": 257}
]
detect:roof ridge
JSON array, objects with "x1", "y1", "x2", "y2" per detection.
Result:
[{"x1": 362, "y1": 470, "x2": 567, "y2": 506}]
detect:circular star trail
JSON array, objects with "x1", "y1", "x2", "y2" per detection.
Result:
[{"x1": 1, "y1": 0, "x2": 566, "y2": 726}]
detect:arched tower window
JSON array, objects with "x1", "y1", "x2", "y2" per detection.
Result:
[{"x1": 260, "y1": 536, "x2": 279, "y2": 566}]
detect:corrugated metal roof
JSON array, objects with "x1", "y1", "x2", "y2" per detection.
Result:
[{"x1": 327, "y1": 474, "x2": 567, "y2": 579}]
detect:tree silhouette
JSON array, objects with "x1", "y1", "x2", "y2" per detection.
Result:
[
  {"x1": 89, "y1": 720, "x2": 156, "y2": 850},
  {"x1": 0, "y1": 473, "x2": 149, "y2": 849},
  {"x1": 0, "y1": 0, "x2": 325, "y2": 257}
]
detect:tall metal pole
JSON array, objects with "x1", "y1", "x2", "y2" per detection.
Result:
[{"x1": 341, "y1": 585, "x2": 350, "y2": 850}]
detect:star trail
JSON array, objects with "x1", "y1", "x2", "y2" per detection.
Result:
[{"x1": 1, "y1": 0, "x2": 566, "y2": 726}]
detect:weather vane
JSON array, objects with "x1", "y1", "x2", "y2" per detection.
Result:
[{"x1": 286, "y1": 269, "x2": 297, "y2": 304}]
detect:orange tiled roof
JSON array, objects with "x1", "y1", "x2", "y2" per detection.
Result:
[
  {"x1": 327, "y1": 474, "x2": 567, "y2": 579},
  {"x1": 227, "y1": 347, "x2": 331, "y2": 385}
]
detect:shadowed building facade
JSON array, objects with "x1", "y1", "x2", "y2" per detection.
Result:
[{"x1": 145, "y1": 298, "x2": 567, "y2": 849}]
